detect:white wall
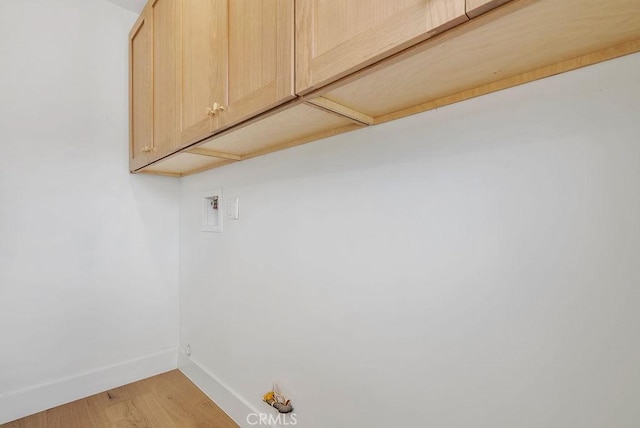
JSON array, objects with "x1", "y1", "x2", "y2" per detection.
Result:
[
  {"x1": 0, "y1": 0, "x2": 179, "y2": 423},
  {"x1": 179, "y1": 53, "x2": 640, "y2": 428}
]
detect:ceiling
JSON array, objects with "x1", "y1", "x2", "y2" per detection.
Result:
[{"x1": 104, "y1": 0, "x2": 146, "y2": 14}]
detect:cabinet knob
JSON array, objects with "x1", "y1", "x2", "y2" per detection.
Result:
[
  {"x1": 207, "y1": 102, "x2": 226, "y2": 116},
  {"x1": 142, "y1": 146, "x2": 152, "y2": 153}
]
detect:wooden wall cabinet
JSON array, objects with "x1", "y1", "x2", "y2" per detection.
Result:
[
  {"x1": 177, "y1": 0, "x2": 295, "y2": 148},
  {"x1": 129, "y1": 9, "x2": 153, "y2": 171},
  {"x1": 221, "y1": 0, "x2": 295, "y2": 129},
  {"x1": 308, "y1": 0, "x2": 640, "y2": 125},
  {"x1": 295, "y1": 0, "x2": 468, "y2": 94},
  {"x1": 177, "y1": 0, "x2": 227, "y2": 147},
  {"x1": 132, "y1": 0, "x2": 640, "y2": 177},
  {"x1": 129, "y1": 0, "x2": 179, "y2": 171}
]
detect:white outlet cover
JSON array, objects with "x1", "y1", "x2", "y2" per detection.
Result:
[
  {"x1": 202, "y1": 189, "x2": 222, "y2": 232},
  {"x1": 226, "y1": 198, "x2": 239, "y2": 220}
]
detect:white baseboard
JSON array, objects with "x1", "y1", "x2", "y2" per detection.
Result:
[
  {"x1": 178, "y1": 354, "x2": 278, "y2": 428},
  {"x1": 0, "y1": 348, "x2": 177, "y2": 424}
]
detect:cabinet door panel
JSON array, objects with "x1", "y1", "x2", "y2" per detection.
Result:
[
  {"x1": 151, "y1": 0, "x2": 178, "y2": 158},
  {"x1": 178, "y1": 0, "x2": 228, "y2": 146},
  {"x1": 220, "y1": 0, "x2": 295, "y2": 129},
  {"x1": 296, "y1": 0, "x2": 467, "y2": 93},
  {"x1": 129, "y1": 11, "x2": 153, "y2": 171}
]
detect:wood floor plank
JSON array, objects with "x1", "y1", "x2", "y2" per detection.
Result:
[
  {"x1": 104, "y1": 394, "x2": 178, "y2": 428},
  {"x1": 0, "y1": 370, "x2": 239, "y2": 428},
  {"x1": 46, "y1": 399, "x2": 93, "y2": 428},
  {"x1": 3, "y1": 410, "x2": 46, "y2": 428},
  {"x1": 145, "y1": 372, "x2": 234, "y2": 428}
]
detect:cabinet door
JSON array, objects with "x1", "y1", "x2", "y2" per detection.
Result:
[
  {"x1": 296, "y1": 0, "x2": 467, "y2": 94},
  {"x1": 177, "y1": 0, "x2": 228, "y2": 146},
  {"x1": 129, "y1": 9, "x2": 153, "y2": 171},
  {"x1": 219, "y1": 0, "x2": 295, "y2": 130},
  {"x1": 150, "y1": 0, "x2": 179, "y2": 158},
  {"x1": 466, "y1": 0, "x2": 512, "y2": 18}
]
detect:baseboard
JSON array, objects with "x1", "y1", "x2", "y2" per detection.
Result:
[
  {"x1": 0, "y1": 348, "x2": 177, "y2": 424},
  {"x1": 179, "y1": 354, "x2": 279, "y2": 428}
]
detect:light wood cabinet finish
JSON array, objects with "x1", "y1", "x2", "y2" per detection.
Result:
[
  {"x1": 141, "y1": 101, "x2": 364, "y2": 176},
  {"x1": 129, "y1": 10, "x2": 153, "y2": 171},
  {"x1": 133, "y1": 0, "x2": 640, "y2": 177},
  {"x1": 177, "y1": 0, "x2": 228, "y2": 147},
  {"x1": 220, "y1": 0, "x2": 295, "y2": 129},
  {"x1": 312, "y1": 0, "x2": 640, "y2": 121},
  {"x1": 175, "y1": 0, "x2": 295, "y2": 145},
  {"x1": 143, "y1": 152, "x2": 234, "y2": 176},
  {"x1": 466, "y1": 0, "x2": 513, "y2": 19},
  {"x1": 200, "y1": 102, "x2": 359, "y2": 157},
  {"x1": 295, "y1": 0, "x2": 468, "y2": 94},
  {"x1": 129, "y1": 1, "x2": 179, "y2": 171},
  {"x1": 151, "y1": 0, "x2": 179, "y2": 158}
]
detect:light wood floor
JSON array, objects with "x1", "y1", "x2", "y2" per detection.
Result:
[{"x1": 1, "y1": 370, "x2": 239, "y2": 428}]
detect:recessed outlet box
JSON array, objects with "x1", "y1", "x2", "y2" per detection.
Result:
[{"x1": 202, "y1": 189, "x2": 222, "y2": 232}]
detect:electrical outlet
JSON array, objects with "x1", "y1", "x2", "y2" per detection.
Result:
[{"x1": 226, "y1": 197, "x2": 239, "y2": 220}]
